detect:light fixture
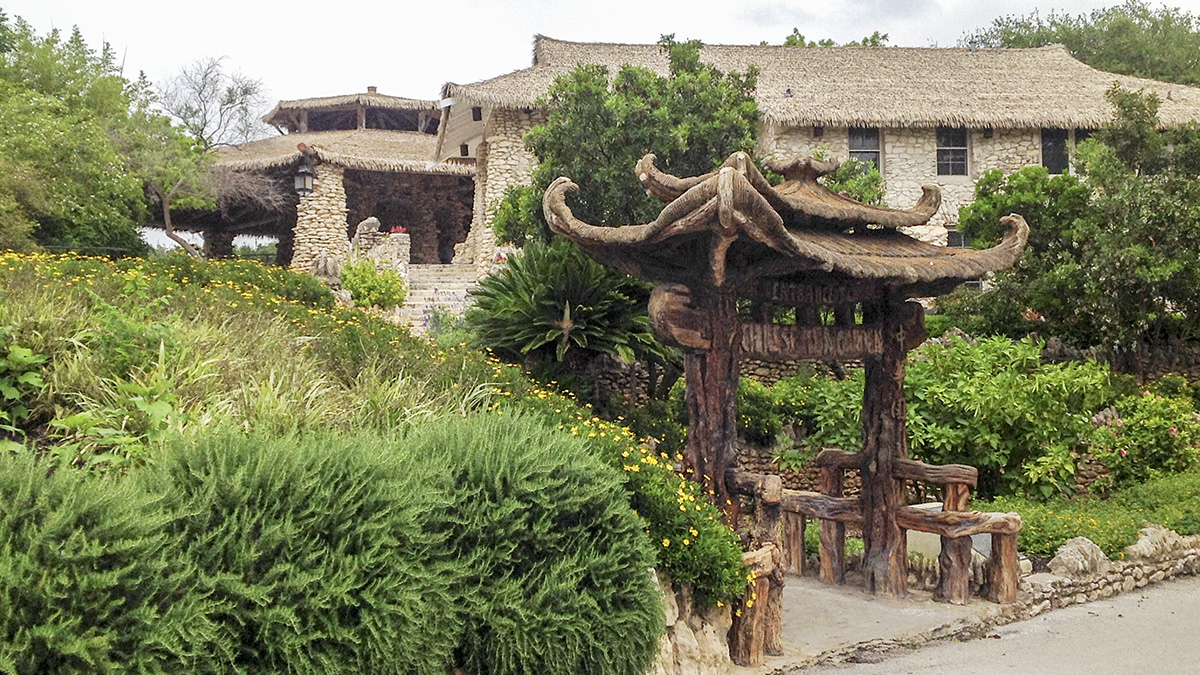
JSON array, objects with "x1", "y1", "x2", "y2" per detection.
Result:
[{"x1": 294, "y1": 160, "x2": 314, "y2": 196}]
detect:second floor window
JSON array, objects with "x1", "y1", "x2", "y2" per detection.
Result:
[
  {"x1": 936, "y1": 127, "x2": 969, "y2": 175},
  {"x1": 849, "y1": 127, "x2": 881, "y2": 169}
]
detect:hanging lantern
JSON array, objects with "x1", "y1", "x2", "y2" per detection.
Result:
[{"x1": 294, "y1": 160, "x2": 314, "y2": 196}]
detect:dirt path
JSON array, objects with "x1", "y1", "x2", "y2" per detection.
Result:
[{"x1": 791, "y1": 573, "x2": 1200, "y2": 674}]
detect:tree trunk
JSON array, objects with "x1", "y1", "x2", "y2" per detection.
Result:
[
  {"x1": 859, "y1": 299, "x2": 910, "y2": 598},
  {"x1": 157, "y1": 179, "x2": 201, "y2": 258},
  {"x1": 683, "y1": 287, "x2": 740, "y2": 517}
]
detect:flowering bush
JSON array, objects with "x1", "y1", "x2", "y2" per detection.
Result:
[
  {"x1": 1090, "y1": 391, "x2": 1198, "y2": 489},
  {"x1": 340, "y1": 259, "x2": 407, "y2": 310}
]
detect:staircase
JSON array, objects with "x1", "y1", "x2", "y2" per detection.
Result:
[{"x1": 397, "y1": 264, "x2": 478, "y2": 331}]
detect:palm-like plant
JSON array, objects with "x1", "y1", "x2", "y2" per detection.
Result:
[{"x1": 466, "y1": 238, "x2": 663, "y2": 365}]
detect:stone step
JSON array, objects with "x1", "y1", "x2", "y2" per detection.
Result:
[{"x1": 397, "y1": 264, "x2": 478, "y2": 333}]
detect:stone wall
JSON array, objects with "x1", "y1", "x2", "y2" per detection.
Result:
[
  {"x1": 761, "y1": 125, "x2": 1043, "y2": 240},
  {"x1": 344, "y1": 171, "x2": 472, "y2": 266},
  {"x1": 291, "y1": 163, "x2": 349, "y2": 272},
  {"x1": 472, "y1": 108, "x2": 546, "y2": 275},
  {"x1": 650, "y1": 574, "x2": 733, "y2": 675}
]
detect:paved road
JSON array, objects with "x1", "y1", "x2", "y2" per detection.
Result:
[{"x1": 797, "y1": 574, "x2": 1200, "y2": 674}]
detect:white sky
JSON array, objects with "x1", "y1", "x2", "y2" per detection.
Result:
[{"x1": 8, "y1": 0, "x2": 1200, "y2": 109}]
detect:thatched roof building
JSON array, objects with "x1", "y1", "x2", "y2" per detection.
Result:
[
  {"x1": 264, "y1": 88, "x2": 441, "y2": 134},
  {"x1": 215, "y1": 129, "x2": 473, "y2": 176},
  {"x1": 442, "y1": 36, "x2": 1200, "y2": 129}
]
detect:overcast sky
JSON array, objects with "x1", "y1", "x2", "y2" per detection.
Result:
[{"x1": 7, "y1": 0, "x2": 1200, "y2": 110}]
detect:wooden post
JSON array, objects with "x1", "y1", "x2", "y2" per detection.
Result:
[
  {"x1": 935, "y1": 483, "x2": 972, "y2": 604},
  {"x1": 783, "y1": 511, "x2": 806, "y2": 576},
  {"x1": 858, "y1": 299, "x2": 916, "y2": 598},
  {"x1": 988, "y1": 532, "x2": 1020, "y2": 603},
  {"x1": 684, "y1": 288, "x2": 740, "y2": 519},
  {"x1": 759, "y1": 475, "x2": 784, "y2": 657},
  {"x1": 730, "y1": 546, "x2": 776, "y2": 667},
  {"x1": 818, "y1": 464, "x2": 846, "y2": 584}
]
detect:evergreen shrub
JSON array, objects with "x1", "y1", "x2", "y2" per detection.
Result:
[
  {"x1": 340, "y1": 259, "x2": 407, "y2": 310},
  {"x1": 144, "y1": 431, "x2": 463, "y2": 675},
  {"x1": 406, "y1": 413, "x2": 665, "y2": 675},
  {"x1": 0, "y1": 450, "x2": 218, "y2": 674}
]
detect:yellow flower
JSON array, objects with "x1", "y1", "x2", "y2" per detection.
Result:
[{"x1": 662, "y1": 539, "x2": 671, "y2": 547}]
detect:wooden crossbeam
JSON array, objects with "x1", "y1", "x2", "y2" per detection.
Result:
[
  {"x1": 750, "y1": 280, "x2": 880, "y2": 307},
  {"x1": 896, "y1": 507, "x2": 1021, "y2": 537},
  {"x1": 740, "y1": 323, "x2": 882, "y2": 361},
  {"x1": 780, "y1": 490, "x2": 862, "y2": 523},
  {"x1": 813, "y1": 449, "x2": 978, "y2": 488}
]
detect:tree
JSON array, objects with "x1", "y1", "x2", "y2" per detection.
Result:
[
  {"x1": 0, "y1": 17, "x2": 150, "y2": 254},
  {"x1": 946, "y1": 86, "x2": 1200, "y2": 356},
  {"x1": 783, "y1": 28, "x2": 889, "y2": 47},
  {"x1": 963, "y1": 1, "x2": 1200, "y2": 85},
  {"x1": 478, "y1": 37, "x2": 759, "y2": 389},
  {"x1": 147, "y1": 58, "x2": 280, "y2": 256}
]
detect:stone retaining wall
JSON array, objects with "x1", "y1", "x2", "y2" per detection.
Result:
[{"x1": 650, "y1": 574, "x2": 733, "y2": 675}]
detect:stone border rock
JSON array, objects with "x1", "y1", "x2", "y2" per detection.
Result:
[{"x1": 770, "y1": 523, "x2": 1200, "y2": 673}]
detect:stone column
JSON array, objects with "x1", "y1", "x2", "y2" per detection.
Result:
[{"x1": 290, "y1": 163, "x2": 350, "y2": 273}]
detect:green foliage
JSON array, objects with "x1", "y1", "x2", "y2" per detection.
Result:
[
  {"x1": 407, "y1": 413, "x2": 665, "y2": 675},
  {"x1": 820, "y1": 157, "x2": 886, "y2": 205},
  {"x1": 0, "y1": 334, "x2": 45, "y2": 433},
  {"x1": 467, "y1": 238, "x2": 660, "y2": 364},
  {"x1": 0, "y1": 450, "x2": 220, "y2": 674},
  {"x1": 964, "y1": 1, "x2": 1200, "y2": 85},
  {"x1": 491, "y1": 37, "x2": 759, "y2": 246},
  {"x1": 1090, "y1": 391, "x2": 1199, "y2": 488},
  {"x1": 984, "y1": 472, "x2": 1200, "y2": 558},
  {"x1": 145, "y1": 431, "x2": 463, "y2": 674},
  {"x1": 495, "y1": 380, "x2": 746, "y2": 604},
  {"x1": 341, "y1": 258, "x2": 407, "y2": 310},
  {"x1": 783, "y1": 29, "x2": 889, "y2": 47},
  {"x1": 950, "y1": 88, "x2": 1200, "y2": 351}
]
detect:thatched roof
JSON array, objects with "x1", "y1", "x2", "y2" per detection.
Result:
[
  {"x1": 215, "y1": 129, "x2": 475, "y2": 176},
  {"x1": 443, "y1": 36, "x2": 1200, "y2": 129},
  {"x1": 263, "y1": 92, "x2": 438, "y2": 126},
  {"x1": 545, "y1": 151, "x2": 1028, "y2": 293}
]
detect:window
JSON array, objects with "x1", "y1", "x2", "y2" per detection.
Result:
[
  {"x1": 471, "y1": 106, "x2": 483, "y2": 122},
  {"x1": 460, "y1": 143, "x2": 470, "y2": 157},
  {"x1": 848, "y1": 127, "x2": 881, "y2": 169},
  {"x1": 1074, "y1": 128, "x2": 1094, "y2": 144},
  {"x1": 936, "y1": 127, "x2": 969, "y2": 175},
  {"x1": 1042, "y1": 128, "x2": 1069, "y2": 174}
]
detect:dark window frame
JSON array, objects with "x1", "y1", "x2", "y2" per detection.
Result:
[
  {"x1": 848, "y1": 126, "x2": 882, "y2": 169},
  {"x1": 936, "y1": 126, "x2": 969, "y2": 176},
  {"x1": 1042, "y1": 127, "x2": 1070, "y2": 174}
]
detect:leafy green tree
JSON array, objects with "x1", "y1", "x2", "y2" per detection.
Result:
[
  {"x1": 492, "y1": 36, "x2": 759, "y2": 245},
  {"x1": 963, "y1": 1, "x2": 1200, "y2": 85},
  {"x1": 946, "y1": 86, "x2": 1200, "y2": 354},
  {"x1": 783, "y1": 29, "x2": 889, "y2": 47},
  {"x1": 0, "y1": 17, "x2": 151, "y2": 253}
]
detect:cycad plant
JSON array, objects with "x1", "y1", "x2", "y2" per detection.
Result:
[{"x1": 467, "y1": 238, "x2": 661, "y2": 366}]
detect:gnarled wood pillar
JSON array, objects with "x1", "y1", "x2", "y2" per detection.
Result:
[
  {"x1": 859, "y1": 299, "x2": 923, "y2": 597},
  {"x1": 682, "y1": 287, "x2": 740, "y2": 516}
]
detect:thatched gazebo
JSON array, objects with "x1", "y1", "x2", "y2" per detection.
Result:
[
  {"x1": 174, "y1": 89, "x2": 475, "y2": 270},
  {"x1": 546, "y1": 152, "x2": 1029, "y2": 662}
]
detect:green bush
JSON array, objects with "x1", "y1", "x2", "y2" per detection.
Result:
[
  {"x1": 467, "y1": 238, "x2": 661, "y2": 366},
  {"x1": 1090, "y1": 391, "x2": 1199, "y2": 488},
  {"x1": 340, "y1": 259, "x2": 407, "y2": 310},
  {"x1": 406, "y1": 413, "x2": 665, "y2": 675},
  {"x1": 144, "y1": 431, "x2": 463, "y2": 675},
  {"x1": 0, "y1": 332, "x2": 46, "y2": 433},
  {"x1": 0, "y1": 450, "x2": 219, "y2": 674},
  {"x1": 498, "y1": 379, "x2": 746, "y2": 605},
  {"x1": 985, "y1": 472, "x2": 1200, "y2": 558}
]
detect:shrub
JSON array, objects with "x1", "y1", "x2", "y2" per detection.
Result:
[
  {"x1": 0, "y1": 450, "x2": 219, "y2": 674},
  {"x1": 340, "y1": 259, "x2": 407, "y2": 310},
  {"x1": 466, "y1": 238, "x2": 660, "y2": 365},
  {"x1": 143, "y1": 431, "x2": 463, "y2": 675},
  {"x1": 1090, "y1": 391, "x2": 1198, "y2": 489},
  {"x1": 405, "y1": 413, "x2": 665, "y2": 675}
]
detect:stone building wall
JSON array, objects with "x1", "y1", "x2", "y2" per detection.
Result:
[
  {"x1": 472, "y1": 108, "x2": 546, "y2": 275},
  {"x1": 291, "y1": 163, "x2": 349, "y2": 272},
  {"x1": 761, "y1": 125, "x2": 1043, "y2": 243}
]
